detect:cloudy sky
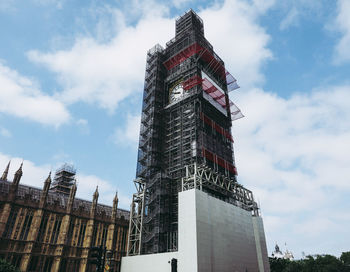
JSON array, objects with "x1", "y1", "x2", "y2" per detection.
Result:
[{"x1": 0, "y1": 0, "x2": 349, "y2": 259}]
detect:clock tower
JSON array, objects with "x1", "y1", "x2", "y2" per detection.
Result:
[{"x1": 131, "y1": 9, "x2": 258, "y2": 256}]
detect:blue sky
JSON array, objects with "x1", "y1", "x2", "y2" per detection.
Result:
[{"x1": 1, "y1": 0, "x2": 350, "y2": 259}]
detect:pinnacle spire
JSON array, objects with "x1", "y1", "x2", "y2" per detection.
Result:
[
  {"x1": 112, "y1": 190, "x2": 119, "y2": 219},
  {"x1": 13, "y1": 161, "x2": 23, "y2": 186},
  {"x1": 93, "y1": 185, "x2": 99, "y2": 200},
  {"x1": 46, "y1": 171, "x2": 51, "y2": 181},
  {"x1": 43, "y1": 171, "x2": 52, "y2": 192},
  {"x1": 1, "y1": 160, "x2": 10, "y2": 181},
  {"x1": 16, "y1": 161, "x2": 23, "y2": 175},
  {"x1": 95, "y1": 185, "x2": 99, "y2": 193},
  {"x1": 113, "y1": 190, "x2": 119, "y2": 206},
  {"x1": 69, "y1": 179, "x2": 77, "y2": 201}
]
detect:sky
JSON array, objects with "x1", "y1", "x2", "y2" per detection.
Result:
[{"x1": 0, "y1": 0, "x2": 349, "y2": 259}]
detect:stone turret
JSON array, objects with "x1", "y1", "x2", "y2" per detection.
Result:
[
  {"x1": 90, "y1": 186, "x2": 99, "y2": 217},
  {"x1": 67, "y1": 181, "x2": 77, "y2": 213},
  {"x1": 81, "y1": 186, "x2": 100, "y2": 271},
  {"x1": 39, "y1": 172, "x2": 51, "y2": 208},
  {"x1": 1, "y1": 160, "x2": 10, "y2": 181},
  {"x1": 12, "y1": 162, "x2": 23, "y2": 187},
  {"x1": 43, "y1": 172, "x2": 51, "y2": 192},
  {"x1": 112, "y1": 191, "x2": 119, "y2": 221}
]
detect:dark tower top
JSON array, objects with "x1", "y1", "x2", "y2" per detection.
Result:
[{"x1": 175, "y1": 9, "x2": 204, "y2": 38}]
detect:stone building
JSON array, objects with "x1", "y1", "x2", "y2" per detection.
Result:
[{"x1": 0, "y1": 161, "x2": 129, "y2": 272}]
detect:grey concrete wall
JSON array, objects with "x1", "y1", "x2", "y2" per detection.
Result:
[
  {"x1": 121, "y1": 252, "x2": 178, "y2": 272},
  {"x1": 186, "y1": 189, "x2": 267, "y2": 272},
  {"x1": 253, "y1": 217, "x2": 270, "y2": 272},
  {"x1": 178, "y1": 188, "x2": 198, "y2": 272}
]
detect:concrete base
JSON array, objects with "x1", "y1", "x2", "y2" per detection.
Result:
[{"x1": 121, "y1": 189, "x2": 270, "y2": 272}]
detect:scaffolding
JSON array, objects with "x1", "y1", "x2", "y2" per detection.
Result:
[
  {"x1": 163, "y1": 41, "x2": 239, "y2": 93},
  {"x1": 50, "y1": 163, "x2": 76, "y2": 195},
  {"x1": 127, "y1": 178, "x2": 147, "y2": 256},
  {"x1": 130, "y1": 9, "x2": 256, "y2": 256},
  {"x1": 181, "y1": 163, "x2": 259, "y2": 216}
]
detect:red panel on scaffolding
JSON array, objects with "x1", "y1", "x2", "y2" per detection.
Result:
[
  {"x1": 202, "y1": 148, "x2": 214, "y2": 161},
  {"x1": 202, "y1": 78, "x2": 226, "y2": 107},
  {"x1": 163, "y1": 42, "x2": 226, "y2": 79},
  {"x1": 183, "y1": 75, "x2": 203, "y2": 90},
  {"x1": 200, "y1": 112, "x2": 234, "y2": 142},
  {"x1": 228, "y1": 164, "x2": 238, "y2": 175},
  {"x1": 202, "y1": 77, "x2": 243, "y2": 121},
  {"x1": 163, "y1": 42, "x2": 243, "y2": 120},
  {"x1": 164, "y1": 43, "x2": 202, "y2": 70},
  {"x1": 202, "y1": 147, "x2": 237, "y2": 175},
  {"x1": 225, "y1": 71, "x2": 240, "y2": 92},
  {"x1": 217, "y1": 157, "x2": 225, "y2": 168},
  {"x1": 163, "y1": 42, "x2": 240, "y2": 93}
]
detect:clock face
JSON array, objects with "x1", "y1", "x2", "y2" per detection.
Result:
[{"x1": 169, "y1": 83, "x2": 184, "y2": 103}]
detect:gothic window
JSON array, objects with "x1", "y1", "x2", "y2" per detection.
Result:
[
  {"x1": 77, "y1": 220, "x2": 87, "y2": 247},
  {"x1": 50, "y1": 215, "x2": 62, "y2": 244},
  {"x1": 19, "y1": 209, "x2": 33, "y2": 240},
  {"x1": 66, "y1": 219, "x2": 74, "y2": 245},
  {"x1": 2, "y1": 207, "x2": 18, "y2": 238},
  {"x1": 28, "y1": 256, "x2": 39, "y2": 272},
  {"x1": 11, "y1": 254, "x2": 22, "y2": 268},
  {"x1": 101, "y1": 225, "x2": 108, "y2": 247},
  {"x1": 121, "y1": 228, "x2": 127, "y2": 254},
  {"x1": 12, "y1": 208, "x2": 24, "y2": 239},
  {"x1": 43, "y1": 257, "x2": 54, "y2": 272},
  {"x1": 91, "y1": 224, "x2": 98, "y2": 247},
  {"x1": 37, "y1": 214, "x2": 48, "y2": 242}
]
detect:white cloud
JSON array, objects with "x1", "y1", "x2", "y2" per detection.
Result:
[
  {"x1": 0, "y1": 0, "x2": 15, "y2": 12},
  {"x1": 75, "y1": 173, "x2": 131, "y2": 208},
  {"x1": 27, "y1": 8, "x2": 173, "y2": 112},
  {"x1": 172, "y1": 0, "x2": 191, "y2": 9},
  {"x1": 76, "y1": 118, "x2": 88, "y2": 126},
  {"x1": 33, "y1": 0, "x2": 64, "y2": 9},
  {"x1": 252, "y1": 0, "x2": 276, "y2": 14},
  {"x1": 279, "y1": 6, "x2": 299, "y2": 30},
  {"x1": 0, "y1": 126, "x2": 11, "y2": 137},
  {"x1": 333, "y1": 0, "x2": 350, "y2": 64},
  {"x1": 0, "y1": 154, "x2": 51, "y2": 189},
  {"x1": 0, "y1": 62, "x2": 70, "y2": 127},
  {"x1": 233, "y1": 85, "x2": 350, "y2": 256},
  {"x1": 113, "y1": 114, "x2": 141, "y2": 146},
  {"x1": 76, "y1": 118, "x2": 89, "y2": 134},
  {"x1": 26, "y1": 0, "x2": 273, "y2": 114},
  {"x1": 200, "y1": 0, "x2": 273, "y2": 88},
  {"x1": 0, "y1": 152, "x2": 131, "y2": 208}
]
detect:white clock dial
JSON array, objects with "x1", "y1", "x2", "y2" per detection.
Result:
[{"x1": 169, "y1": 83, "x2": 184, "y2": 103}]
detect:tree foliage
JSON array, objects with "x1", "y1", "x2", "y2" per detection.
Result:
[
  {"x1": 269, "y1": 252, "x2": 350, "y2": 272},
  {"x1": 341, "y1": 252, "x2": 350, "y2": 266},
  {"x1": 0, "y1": 259, "x2": 20, "y2": 272}
]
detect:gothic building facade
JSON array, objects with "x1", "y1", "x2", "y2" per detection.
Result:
[{"x1": 0, "y1": 162, "x2": 129, "y2": 272}]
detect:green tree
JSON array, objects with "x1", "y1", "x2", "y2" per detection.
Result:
[
  {"x1": 269, "y1": 257, "x2": 290, "y2": 271},
  {"x1": 341, "y1": 252, "x2": 350, "y2": 272},
  {"x1": 0, "y1": 259, "x2": 20, "y2": 272},
  {"x1": 282, "y1": 260, "x2": 303, "y2": 272},
  {"x1": 269, "y1": 253, "x2": 350, "y2": 272},
  {"x1": 341, "y1": 252, "x2": 350, "y2": 265}
]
